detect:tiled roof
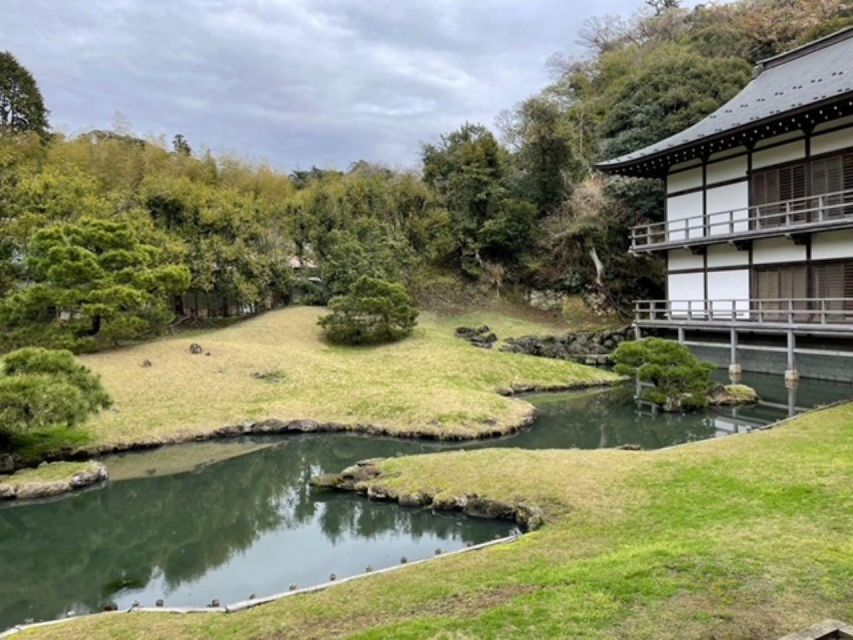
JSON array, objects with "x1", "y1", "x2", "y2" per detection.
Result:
[{"x1": 596, "y1": 27, "x2": 853, "y2": 175}]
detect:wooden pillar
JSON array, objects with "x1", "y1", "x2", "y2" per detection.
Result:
[
  {"x1": 728, "y1": 328, "x2": 741, "y2": 383},
  {"x1": 785, "y1": 330, "x2": 799, "y2": 384},
  {"x1": 677, "y1": 327, "x2": 685, "y2": 344}
]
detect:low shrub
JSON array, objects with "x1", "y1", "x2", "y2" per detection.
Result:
[
  {"x1": 614, "y1": 338, "x2": 714, "y2": 411},
  {"x1": 0, "y1": 347, "x2": 112, "y2": 438},
  {"x1": 319, "y1": 277, "x2": 418, "y2": 346}
]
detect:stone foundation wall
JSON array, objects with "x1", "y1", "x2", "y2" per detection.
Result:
[{"x1": 690, "y1": 344, "x2": 853, "y2": 383}]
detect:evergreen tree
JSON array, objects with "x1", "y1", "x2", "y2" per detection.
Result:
[
  {"x1": 172, "y1": 134, "x2": 192, "y2": 156},
  {"x1": 503, "y1": 97, "x2": 587, "y2": 214},
  {"x1": 421, "y1": 123, "x2": 510, "y2": 274},
  {"x1": 0, "y1": 51, "x2": 49, "y2": 137},
  {"x1": 0, "y1": 348, "x2": 112, "y2": 436},
  {"x1": 0, "y1": 218, "x2": 190, "y2": 351},
  {"x1": 319, "y1": 277, "x2": 418, "y2": 346}
]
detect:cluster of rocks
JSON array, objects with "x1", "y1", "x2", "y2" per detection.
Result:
[
  {"x1": 645, "y1": 383, "x2": 760, "y2": 413},
  {"x1": 527, "y1": 289, "x2": 568, "y2": 312},
  {"x1": 455, "y1": 325, "x2": 498, "y2": 349},
  {"x1": 500, "y1": 326, "x2": 634, "y2": 365},
  {"x1": 311, "y1": 459, "x2": 544, "y2": 531}
]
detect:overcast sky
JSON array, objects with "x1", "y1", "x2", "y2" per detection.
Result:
[{"x1": 6, "y1": 0, "x2": 682, "y2": 171}]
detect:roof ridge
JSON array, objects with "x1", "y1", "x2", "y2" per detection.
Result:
[{"x1": 754, "y1": 26, "x2": 853, "y2": 76}]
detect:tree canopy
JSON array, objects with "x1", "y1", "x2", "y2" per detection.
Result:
[{"x1": 1, "y1": 0, "x2": 851, "y2": 350}]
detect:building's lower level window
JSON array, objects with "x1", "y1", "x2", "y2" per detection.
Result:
[
  {"x1": 812, "y1": 260, "x2": 853, "y2": 321},
  {"x1": 752, "y1": 260, "x2": 853, "y2": 322}
]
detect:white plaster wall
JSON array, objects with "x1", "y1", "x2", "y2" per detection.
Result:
[
  {"x1": 754, "y1": 131, "x2": 804, "y2": 149},
  {"x1": 707, "y1": 156, "x2": 747, "y2": 185},
  {"x1": 707, "y1": 244, "x2": 748, "y2": 268},
  {"x1": 752, "y1": 140, "x2": 806, "y2": 169},
  {"x1": 812, "y1": 229, "x2": 853, "y2": 260},
  {"x1": 814, "y1": 115, "x2": 853, "y2": 133},
  {"x1": 666, "y1": 191, "x2": 704, "y2": 240},
  {"x1": 669, "y1": 159, "x2": 702, "y2": 172},
  {"x1": 707, "y1": 269, "x2": 750, "y2": 319},
  {"x1": 752, "y1": 237, "x2": 807, "y2": 264},
  {"x1": 668, "y1": 272, "x2": 704, "y2": 316},
  {"x1": 666, "y1": 167, "x2": 703, "y2": 194},
  {"x1": 709, "y1": 146, "x2": 748, "y2": 162},
  {"x1": 668, "y1": 249, "x2": 704, "y2": 271},
  {"x1": 811, "y1": 126, "x2": 853, "y2": 156},
  {"x1": 706, "y1": 182, "x2": 749, "y2": 236}
]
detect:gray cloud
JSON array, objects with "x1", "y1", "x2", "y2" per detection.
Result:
[{"x1": 4, "y1": 0, "x2": 671, "y2": 170}]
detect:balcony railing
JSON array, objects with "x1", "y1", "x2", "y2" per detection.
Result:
[
  {"x1": 630, "y1": 188, "x2": 853, "y2": 251},
  {"x1": 635, "y1": 298, "x2": 853, "y2": 327}
]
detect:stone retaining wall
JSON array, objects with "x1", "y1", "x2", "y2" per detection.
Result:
[{"x1": 500, "y1": 326, "x2": 634, "y2": 365}]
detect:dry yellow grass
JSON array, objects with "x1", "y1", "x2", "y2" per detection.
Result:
[{"x1": 75, "y1": 306, "x2": 619, "y2": 448}]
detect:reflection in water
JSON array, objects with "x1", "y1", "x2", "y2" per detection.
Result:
[
  {"x1": 0, "y1": 436, "x2": 512, "y2": 628},
  {"x1": 0, "y1": 372, "x2": 848, "y2": 629}
]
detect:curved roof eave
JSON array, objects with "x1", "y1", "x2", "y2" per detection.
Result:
[{"x1": 594, "y1": 27, "x2": 853, "y2": 177}]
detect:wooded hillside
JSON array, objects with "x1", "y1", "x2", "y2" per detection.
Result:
[{"x1": 1, "y1": 0, "x2": 850, "y2": 351}]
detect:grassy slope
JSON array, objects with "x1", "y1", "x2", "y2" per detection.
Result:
[
  {"x1": 71, "y1": 306, "x2": 618, "y2": 447},
  {"x1": 21, "y1": 402, "x2": 853, "y2": 639}
]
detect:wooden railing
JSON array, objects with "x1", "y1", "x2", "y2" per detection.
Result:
[
  {"x1": 630, "y1": 188, "x2": 853, "y2": 250},
  {"x1": 634, "y1": 298, "x2": 853, "y2": 326}
]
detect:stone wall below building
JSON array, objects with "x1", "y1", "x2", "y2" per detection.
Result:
[{"x1": 691, "y1": 344, "x2": 853, "y2": 383}]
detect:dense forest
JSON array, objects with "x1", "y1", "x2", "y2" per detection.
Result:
[{"x1": 0, "y1": 0, "x2": 851, "y2": 352}]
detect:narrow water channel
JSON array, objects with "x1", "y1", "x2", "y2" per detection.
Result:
[{"x1": 1, "y1": 373, "x2": 849, "y2": 629}]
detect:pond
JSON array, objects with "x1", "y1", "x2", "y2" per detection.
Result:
[{"x1": 1, "y1": 373, "x2": 849, "y2": 629}]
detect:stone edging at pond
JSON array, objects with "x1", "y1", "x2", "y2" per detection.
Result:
[
  {"x1": 0, "y1": 532, "x2": 522, "y2": 638},
  {"x1": 26, "y1": 380, "x2": 620, "y2": 469},
  {"x1": 0, "y1": 461, "x2": 108, "y2": 502},
  {"x1": 311, "y1": 459, "x2": 545, "y2": 531}
]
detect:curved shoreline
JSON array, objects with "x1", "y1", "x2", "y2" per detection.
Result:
[{"x1": 24, "y1": 380, "x2": 620, "y2": 469}]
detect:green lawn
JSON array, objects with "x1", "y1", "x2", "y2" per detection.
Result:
[
  {"x1": 63, "y1": 306, "x2": 618, "y2": 450},
  {"x1": 19, "y1": 400, "x2": 853, "y2": 639}
]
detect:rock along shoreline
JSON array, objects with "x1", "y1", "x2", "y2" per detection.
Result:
[{"x1": 311, "y1": 458, "x2": 545, "y2": 531}]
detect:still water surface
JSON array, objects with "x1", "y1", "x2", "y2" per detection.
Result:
[{"x1": 0, "y1": 373, "x2": 848, "y2": 628}]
